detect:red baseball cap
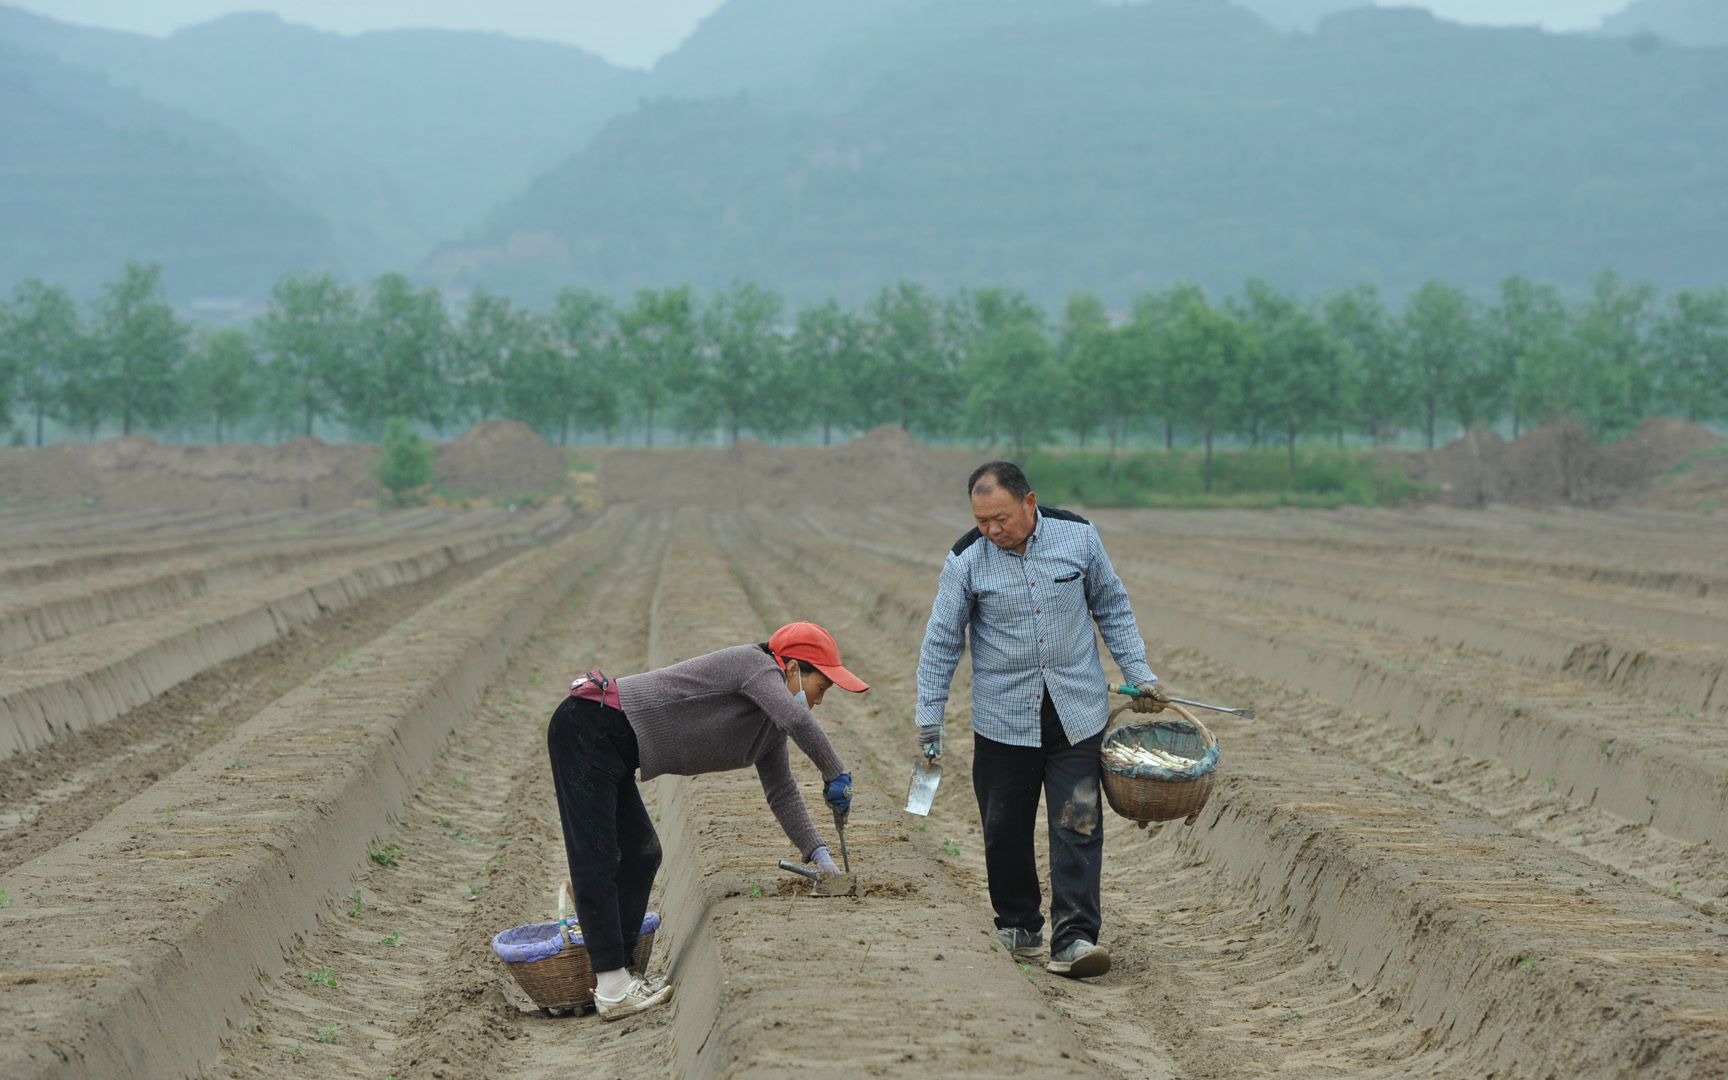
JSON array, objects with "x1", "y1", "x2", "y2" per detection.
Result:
[{"x1": 768, "y1": 621, "x2": 869, "y2": 693}]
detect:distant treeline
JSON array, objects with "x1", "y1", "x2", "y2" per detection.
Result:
[{"x1": 1, "y1": 264, "x2": 1724, "y2": 491}]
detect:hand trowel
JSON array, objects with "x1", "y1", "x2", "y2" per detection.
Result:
[{"x1": 904, "y1": 757, "x2": 941, "y2": 816}]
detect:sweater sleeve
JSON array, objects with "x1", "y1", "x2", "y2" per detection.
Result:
[
  {"x1": 755, "y1": 740, "x2": 823, "y2": 859},
  {"x1": 742, "y1": 667, "x2": 846, "y2": 781}
]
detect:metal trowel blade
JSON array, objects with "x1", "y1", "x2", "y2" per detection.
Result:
[
  {"x1": 810, "y1": 873, "x2": 858, "y2": 897},
  {"x1": 904, "y1": 760, "x2": 942, "y2": 816}
]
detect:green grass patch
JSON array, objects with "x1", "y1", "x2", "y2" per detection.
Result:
[
  {"x1": 1661, "y1": 441, "x2": 1728, "y2": 478},
  {"x1": 1023, "y1": 447, "x2": 1426, "y2": 509}
]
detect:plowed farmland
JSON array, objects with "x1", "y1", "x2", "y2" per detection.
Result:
[{"x1": 3, "y1": 474, "x2": 1726, "y2": 1078}]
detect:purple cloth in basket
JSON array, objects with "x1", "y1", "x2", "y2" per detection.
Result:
[{"x1": 492, "y1": 912, "x2": 661, "y2": 964}]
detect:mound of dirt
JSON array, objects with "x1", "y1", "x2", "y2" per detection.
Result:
[
  {"x1": 435, "y1": 420, "x2": 565, "y2": 496},
  {"x1": 599, "y1": 425, "x2": 976, "y2": 510},
  {"x1": 1409, "y1": 418, "x2": 1726, "y2": 508},
  {"x1": 0, "y1": 422, "x2": 574, "y2": 512},
  {"x1": 0, "y1": 435, "x2": 378, "y2": 511}
]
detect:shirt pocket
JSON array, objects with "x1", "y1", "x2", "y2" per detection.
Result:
[{"x1": 1047, "y1": 570, "x2": 1088, "y2": 616}]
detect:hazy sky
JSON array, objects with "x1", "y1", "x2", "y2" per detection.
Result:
[{"x1": 12, "y1": 0, "x2": 1633, "y2": 68}]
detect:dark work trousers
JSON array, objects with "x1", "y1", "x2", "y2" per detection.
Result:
[
  {"x1": 547, "y1": 694, "x2": 661, "y2": 973},
  {"x1": 972, "y1": 687, "x2": 1105, "y2": 952}
]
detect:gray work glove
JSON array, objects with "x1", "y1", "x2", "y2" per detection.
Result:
[
  {"x1": 811, "y1": 845, "x2": 840, "y2": 876},
  {"x1": 917, "y1": 724, "x2": 943, "y2": 763},
  {"x1": 1130, "y1": 681, "x2": 1170, "y2": 714}
]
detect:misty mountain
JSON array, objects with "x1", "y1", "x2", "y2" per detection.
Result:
[
  {"x1": 0, "y1": 41, "x2": 332, "y2": 300},
  {"x1": 1227, "y1": 0, "x2": 1365, "y2": 32},
  {"x1": 0, "y1": 5, "x2": 647, "y2": 281},
  {"x1": 443, "y1": 0, "x2": 1728, "y2": 306},
  {"x1": 1601, "y1": 0, "x2": 1728, "y2": 46}
]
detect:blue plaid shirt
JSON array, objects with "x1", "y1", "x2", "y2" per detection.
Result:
[{"x1": 916, "y1": 506, "x2": 1157, "y2": 748}]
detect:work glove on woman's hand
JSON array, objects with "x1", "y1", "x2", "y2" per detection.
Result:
[
  {"x1": 811, "y1": 846, "x2": 840, "y2": 876},
  {"x1": 824, "y1": 772, "x2": 853, "y2": 814},
  {"x1": 917, "y1": 725, "x2": 943, "y2": 763},
  {"x1": 1130, "y1": 681, "x2": 1171, "y2": 714}
]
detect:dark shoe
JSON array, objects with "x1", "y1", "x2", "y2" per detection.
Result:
[
  {"x1": 995, "y1": 926, "x2": 1044, "y2": 962},
  {"x1": 1047, "y1": 940, "x2": 1111, "y2": 978}
]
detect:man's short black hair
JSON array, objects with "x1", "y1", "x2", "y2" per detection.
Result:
[{"x1": 968, "y1": 461, "x2": 1032, "y2": 500}]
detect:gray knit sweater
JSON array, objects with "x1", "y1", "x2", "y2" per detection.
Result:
[{"x1": 617, "y1": 644, "x2": 846, "y2": 859}]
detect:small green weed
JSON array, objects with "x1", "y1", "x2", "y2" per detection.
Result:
[
  {"x1": 940, "y1": 838, "x2": 962, "y2": 857},
  {"x1": 163, "y1": 805, "x2": 175, "y2": 824},
  {"x1": 346, "y1": 888, "x2": 363, "y2": 917},
  {"x1": 1277, "y1": 1010, "x2": 1303, "y2": 1023},
  {"x1": 1443, "y1": 736, "x2": 1455, "y2": 748},
  {"x1": 0, "y1": 888, "x2": 13, "y2": 908},
  {"x1": 1670, "y1": 881, "x2": 1683, "y2": 898},
  {"x1": 914, "y1": 823, "x2": 928, "y2": 833},
  {"x1": 1516, "y1": 957, "x2": 1540, "y2": 974},
  {"x1": 1544, "y1": 777, "x2": 1556, "y2": 792},
  {"x1": 224, "y1": 760, "x2": 251, "y2": 771},
  {"x1": 465, "y1": 882, "x2": 484, "y2": 900},
  {"x1": 337, "y1": 652, "x2": 356, "y2": 669},
  {"x1": 747, "y1": 882, "x2": 764, "y2": 899},
  {"x1": 380, "y1": 931, "x2": 403, "y2": 948},
  {"x1": 314, "y1": 1023, "x2": 342, "y2": 1045},
  {"x1": 303, "y1": 966, "x2": 339, "y2": 988},
  {"x1": 450, "y1": 776, "x2": 468, "y2": 789},
  {"x1": 369, "y1": 844, "x2": 401, "y2": 868},
  {"x1": 288, "y1": 1043, "x2": 308, "y2": 1061}
]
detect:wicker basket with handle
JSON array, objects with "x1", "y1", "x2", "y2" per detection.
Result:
[
  {"x1": 1100, "y1": 700, "x2": 1219, "y2": 825},
  {"x1": 492, "y1": 882, "x2": 659, "y2": 1013}
]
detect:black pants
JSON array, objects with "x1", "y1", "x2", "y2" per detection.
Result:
[
  {"x1": 972, "y1": 688, "x2": 1105, "y2": 952},
  {"x1": 547, "y1": 695, "x2": 661, "y2": 973}
]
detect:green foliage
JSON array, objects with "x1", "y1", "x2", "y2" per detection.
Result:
[
  {"x1": 183, "y1": 327, "x2": 261, "y2": 441},
  {"x1": 3, "y1": 259, "x2": 1724, "y2": 458},
  {"x1": 617, "y1": 286, "x2": 698, "y2": 445},
  {"x1": 1026, "y1": 447, "x2": 1422, "y2": 508},
  {"x1": 302, "y1": 966, "x2": 339, "y2": 988},
  {"x1": 314, "y1": 1023, "x2": 342, "y2": 1045},
  {"x1": 0, "y1": 278, "x2": 82, "y2": 445},
  {"x1": 257, "y1": 272, "x2": 357, "y2": 438},
  {"x1": 368, "y1": 843, "x2": 401, "y2": 868},
  {"x1": 89, "y1": 262, "x2": 187, "y2": 436},
  {"x1": 352, "y1": 274, "x2": 452, "y2": 433},
  {"x1": 371, "y1": 419, "x2": 434, "y2": 507}
]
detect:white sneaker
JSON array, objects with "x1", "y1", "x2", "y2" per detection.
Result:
[
  {"x1": 594, "y1": 975, "x2": 674, "y2": 1021},
  {"x1": 1047, "y1": 940, "x2": 1111, "y2": 979}
]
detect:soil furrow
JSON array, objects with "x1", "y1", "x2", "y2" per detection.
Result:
[
  {"x1": 756, "y1": 512, "x2": 1728, "y2": 1077},
  {"x1": 201, "y1": 508, "x2": 669, "y2": 1079},
  {"x1": 0, "y1": 527, "x2": 546, "y2": 761},
  {"x1": 0, "y1": 513, "x2": 616, "y2": 1080}
]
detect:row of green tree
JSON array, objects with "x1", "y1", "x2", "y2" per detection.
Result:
[{"x1": 2, "y1": 264, "x2": 1724, "y2": 490}]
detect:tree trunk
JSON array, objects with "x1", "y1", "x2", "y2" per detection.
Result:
[
  {"x1": 1425, "y1": 398, "x2": 1437, "y2": 450},
  {"x1": 1512, "y1": 407, "x2": 1522, "y2": 441},
  {"x1": 823, "y1": 419, "x2": 833, "y2": 446},
  {"x1": 304, "y1": 399, "x2": 315, "y2": 438},
  {"x1": 1287, "y1": 430, "x2": 1297, "y2": 477},
  {"x1": 645, "y1": 402, "x2": 656, "y2": 447},
  {"x1": 35, "y1": 403, "x2": 45, "y2": 448},
  {"x1": 1165, "y1": 419, "x2": 1173, "y2": 451},
  {"x1": 1203, "y1": 426, "x2": 1215, "y2": 494}
]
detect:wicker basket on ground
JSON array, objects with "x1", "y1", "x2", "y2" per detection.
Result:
[
  {"x1": 1100, "y1": 700, "x2": 1220, "y2": 824},
  {"x1": 492, "y1": 911, "x2": 660, "y2": 1014}
]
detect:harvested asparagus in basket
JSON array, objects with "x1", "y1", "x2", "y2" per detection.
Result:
[{"x1": 1103, "y1": 743, "x2": 1195, "y2": 770}]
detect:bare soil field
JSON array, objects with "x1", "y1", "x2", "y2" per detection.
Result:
[{"x1": 2, "y1": 446, "x2": 1726, "y2": 1079}]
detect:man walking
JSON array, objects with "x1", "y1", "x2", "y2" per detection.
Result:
[{"x1": 915, "y1": 461, "x2": 1166, "y2": 978}]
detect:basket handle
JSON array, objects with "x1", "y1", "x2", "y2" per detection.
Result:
[
  {"x1": 557, "y1": 880, "x2": 576, "y2": 946},
  {"x1": 1106, "y1": 699, "x2": 1216, "y2": 751}
]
